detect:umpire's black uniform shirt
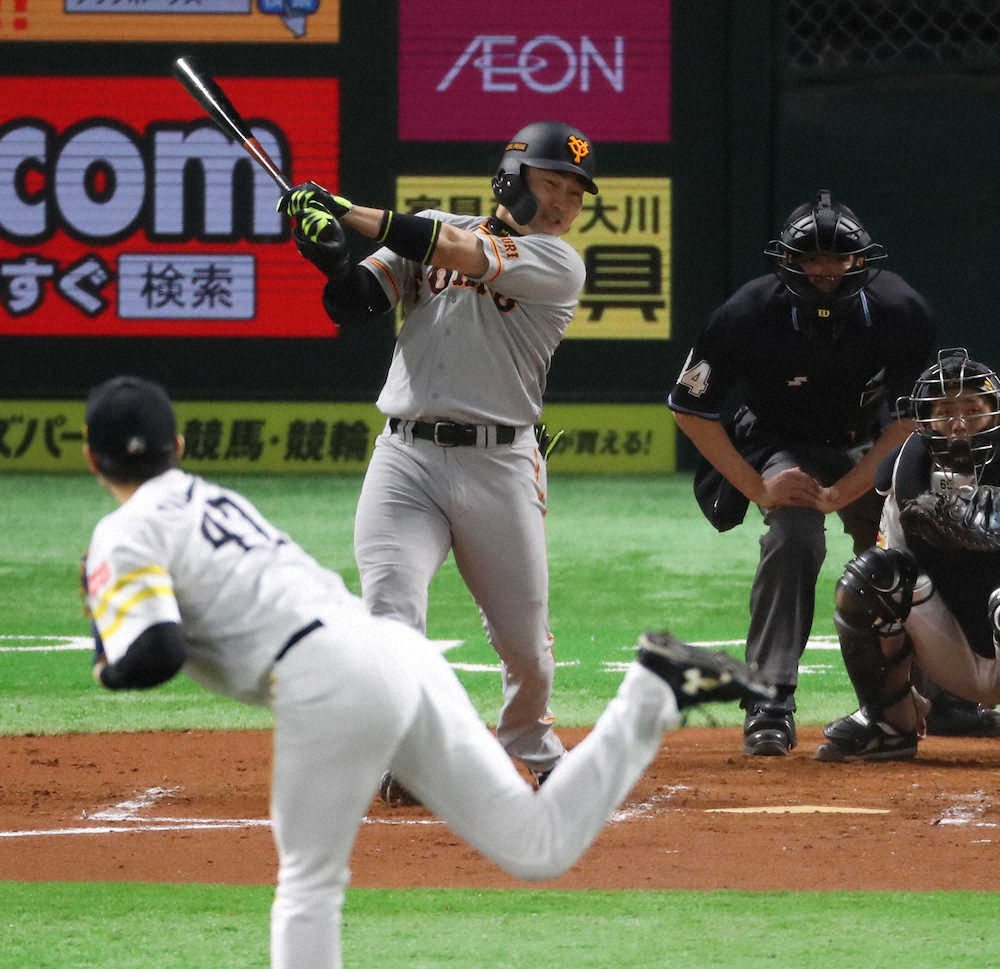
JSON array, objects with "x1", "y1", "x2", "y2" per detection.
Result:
[
  {"x1": 666, "y1": 269, "x2": 934, "y2": 699},
  {"x1": 668, "y1": 271, "x2": 934, "y2": 448}
]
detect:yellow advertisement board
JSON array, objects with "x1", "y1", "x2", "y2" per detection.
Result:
[
  {"x1": 0, "y1": 0, "x2": 338, "y2": 41},
  {"x1": 537, "y1": 402, "x2": 675, "y2": 472},
  {"x1": 0, "y1": 401, "x2": 674, "y2": 473},
  {"x1": 396, "y1": 175, "x2": 672, "y2": 340}
]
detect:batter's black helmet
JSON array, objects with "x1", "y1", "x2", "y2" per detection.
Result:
[
  {"x1": 491, "y1": 121, "x2": 597, "y2": 225},
  {"x1": 907, "y1": 347, "x2": 1000, "y2": 480},
  {"x1": 764, "y1": 190, "x2": 886, "y2": 303}
]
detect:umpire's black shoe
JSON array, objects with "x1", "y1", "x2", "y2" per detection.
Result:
[
  {"x1": 743, "y1": 704, "x2": 797, "y2": 756},
  {"x1": 637, "y1": 631, "x2": 776, "y2": 710},
  {"x1": 925, "y1": 695, "x2": 1000, "y2": 737}
]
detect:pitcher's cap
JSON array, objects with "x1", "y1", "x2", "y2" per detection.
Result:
[{"x1": 84, "y1": 376, "x2": 176, "y2": 463}]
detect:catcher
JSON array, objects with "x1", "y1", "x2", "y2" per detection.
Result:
[{"x1": 816, "y1": 347, "x2": 1000, "y2": 761}]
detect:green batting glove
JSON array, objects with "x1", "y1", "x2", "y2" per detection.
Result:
[
  {"x1": 297, "y1": 203, "x2": 340, "y2": 244},
  {"x1": 278, "y1": 180, "x2": 352, "y2": 219}
]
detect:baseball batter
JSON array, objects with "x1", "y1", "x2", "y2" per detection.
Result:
[
  {"x1": 81, "y1": 375, "x2": 773, "y2": 969},
  {"x1": 816, "y1": 349, "x2": 1000, "y2": 761},
  {"x1": 278, "y1": 121, "x2": 598, "y2": 795}
]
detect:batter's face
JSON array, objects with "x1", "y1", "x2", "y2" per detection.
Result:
[
  {"x1": 520, "y1": 166, "x2": 587, "y2": 236},
  {"x1": 795, "y1": 253, "x2": 855, "y2": 294}
]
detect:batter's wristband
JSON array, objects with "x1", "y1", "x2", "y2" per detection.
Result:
[{"x1": 377, "y1": 210, "x2": 441, "y2": 264}]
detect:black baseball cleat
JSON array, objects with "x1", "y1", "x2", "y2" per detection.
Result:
[
  {"x1": 378, "y1": 771, "x2": 422, "y2": 808},
  {"x1": 743, "y1": 705, "x2": 797, "y2": 756},
  {"x1": 925, "y1": 694, "x2": 1000, "y2": 737},
  {"x1": 814, "y1": 710, "x2": 918, "y2": 762},
  {"x1": 530, "y1": 767, "x2": 555, "y2": 789},
  {"x1": 636, "y1": 630, "x2": 776, "y2": 709}
]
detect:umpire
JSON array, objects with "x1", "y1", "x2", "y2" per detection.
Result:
[{"x1": 668, "y1": 190, "x2": 934, "y2": 756}]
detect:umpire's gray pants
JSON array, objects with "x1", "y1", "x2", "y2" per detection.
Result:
[{"x1": 745, "y1": 446, "x2": 883, "y2": 708}]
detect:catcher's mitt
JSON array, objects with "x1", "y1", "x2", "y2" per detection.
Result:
[{"x1": 899, "y1": 486, "x2": 1000, "y2": 552}]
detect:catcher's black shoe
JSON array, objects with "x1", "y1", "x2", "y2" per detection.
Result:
[
  {"x1": 378, "y1": 771, "x2": 422, "y2": 808},
  {"x1": 637, "y1": 631, "x2": 776, "y2": 710},
  {"x1": 925, "y1": 695, "x2": 1000, "y2": 737},
  {"x1": 743, "y1": 704, "x2": 796, "y2": 756},
  {"x1": 814, "y1": 710, "x2": 918, "y2": 762}
]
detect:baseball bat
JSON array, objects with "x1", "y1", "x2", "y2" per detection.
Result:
[{"x1": 172, "y1": 56, "x2": 291, "y2": 193}]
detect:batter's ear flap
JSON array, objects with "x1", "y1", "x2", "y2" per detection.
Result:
[{"x1": 492, "y1": 171, "x2": 538, "y2": 226}]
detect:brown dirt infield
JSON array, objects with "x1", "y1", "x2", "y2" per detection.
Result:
[{"x1": 3, "y1": 726, "x2": 1000, "y2": 891}]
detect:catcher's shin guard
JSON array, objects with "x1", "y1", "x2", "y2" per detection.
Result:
[
  {"x1": 834, "y1": 612, "x2": 914, "y2": 720},
  {"x1": 834, "y1": 547, "x2": 923, "y2": 720}
]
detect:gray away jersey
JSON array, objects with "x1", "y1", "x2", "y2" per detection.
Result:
[
  {"x1": 362, "y1": 211, "x2": 585, "y2": 426},
  {"x1": 85, "y1": 469, "x2": 350, "y2": 706}
]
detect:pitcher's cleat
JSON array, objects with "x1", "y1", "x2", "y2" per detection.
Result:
[{"x1": 637, "y1": 631, "x2": 777, "y2": 709}]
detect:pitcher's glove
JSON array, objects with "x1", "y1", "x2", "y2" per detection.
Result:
[{"x1": 899, "y1": 486, "x2": 1000, "y2": 552}]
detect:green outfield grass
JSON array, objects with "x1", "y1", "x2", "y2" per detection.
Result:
[
  {"x1": 0, "y1": 472, "x2": 859, "y2": 734},
  {"x1": 2, "y1": 882, "x2": 998, "y2": 969}
]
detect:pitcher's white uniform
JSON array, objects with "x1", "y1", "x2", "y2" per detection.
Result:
[
  {"x1": 84, "y1": 467, "x2": 680, "y2": 969},
  {"x1": 354, "y1": 211, "x2": 585, "y2": 774}
]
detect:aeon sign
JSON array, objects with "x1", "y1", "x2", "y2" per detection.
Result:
[
  {"x1": 399, "y1": 1, "x2": 671, "y2": 143},
  {"x1": 436, "y1": 35, "x2": 624, "y2": 94}
]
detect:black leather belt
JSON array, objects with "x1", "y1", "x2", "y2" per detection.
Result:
[
  {"x1": 274, "y1": 618, "x2": 324, "y2": 663},
  {"x1": 389, "y1": 418, "x2": 515, "y2": 447}
]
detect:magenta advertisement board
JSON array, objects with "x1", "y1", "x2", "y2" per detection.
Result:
[{"x1": 398, "y1": 0, "x2": 671, "y2": 143}]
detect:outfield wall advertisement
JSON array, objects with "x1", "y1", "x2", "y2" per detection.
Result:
[
  {"x1": 398, "y1": 0, "x2": 671, "y2": 142},
  {"x1": 0, "y1": 401, "x2": 676, "y2": 473},
  {"x1": 0, "y1": 75, "x2": 340, "y2": 337},
  {"x1": 0, "y1": 0, "x2": 339, "y2": 41}
]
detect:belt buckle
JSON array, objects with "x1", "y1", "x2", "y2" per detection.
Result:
[{"x1": 432, "y1": 421, "x2": 457, "y2": 446}]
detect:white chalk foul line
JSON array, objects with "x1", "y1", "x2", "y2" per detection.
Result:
[
  {"x1": 0, "y1": 820, "x2": 272, "y2": 838},
  {"x1": 0, "y1": 783, "x2": 451, "y2": 840},
  {"x1": 86, "y1": 785, "x2": 181, "y2": 821},
  {"x1": 0, "y1": 635, "x2": 93, "y2": 652},
  {"x1": 0, "y1": 816, "x2": 450, "y2": 839},
  {"x1": 706, "y1": 805, "x2": 890, "y2": 815}
]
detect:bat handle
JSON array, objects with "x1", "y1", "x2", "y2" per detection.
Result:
[{"x1": 243, "y1": 136, "x2": 291, "y2": 193}]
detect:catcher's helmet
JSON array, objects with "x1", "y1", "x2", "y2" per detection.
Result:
[
  {"x1": 491, "y1": 121, "x2": 597, "y2": 226},
  {"x1": 764, "y1": 190, "x2": 886, "y2": 304},
  {"x1": 907, "y1": 347, "x2": 1000, "y2": 479}
]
